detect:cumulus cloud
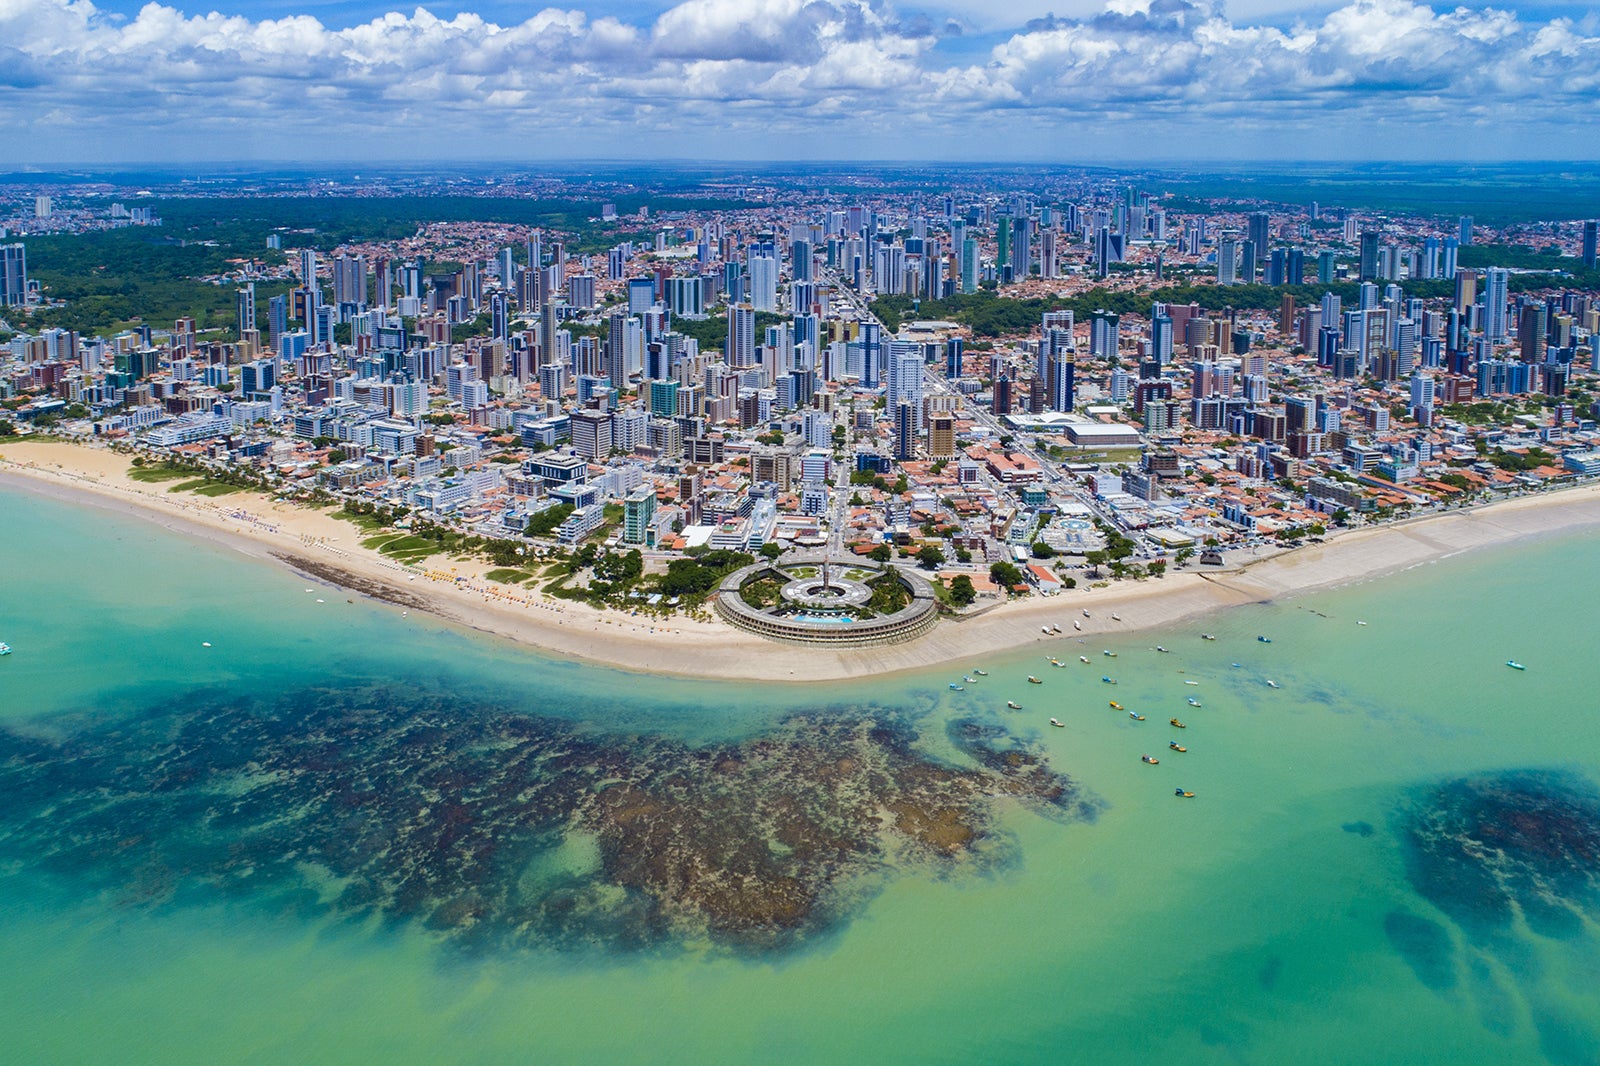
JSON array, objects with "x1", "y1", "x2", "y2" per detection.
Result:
[{"x1": 0, "y1": 0, "x2": 1595, "y2": 160}]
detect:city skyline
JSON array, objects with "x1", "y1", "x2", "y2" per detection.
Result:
[{"x1": 5, "y1": 0, "x2": 1600, "y2": 164}]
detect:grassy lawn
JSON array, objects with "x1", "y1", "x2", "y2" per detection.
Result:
[
  {"x1": 128, "y1": 465, "x2": 195, "y2": 483},
  {"x1": 485, "y1": 568, "x2": 537, "y2": 585},
  {"x1": 165, "y1": 478, "x2": 247, "y2": 496}
]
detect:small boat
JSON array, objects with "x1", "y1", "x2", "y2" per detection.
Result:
[
  {"x1": 1049, "y1": 718, "x2": 1065, "y2": 728},
  {"x1": 1231, "y1": 662, "x2": 1242, "y2": 668},
  {"x1": 1187, "y1": 697, "x2": 1202, "y2": 708},
  {"x1": 1129, "y1": 712, "x2": 1145, "y2": 721},
  {"x1": 1175, "y1": 789, "x2": 1195, "y2": 798},
  {"x1": 963, "y1": 676, "x2": 978, "y2": 683},
  {"x1": 1083, "y1": 609, "x2": 1091, "y2": 618},
  {"x1": 0, "y1": 642, "x2": 11, "y2": 656},
  {"x1": 949, "y1": 684, "x2": 965, "y2": 691},
  {"x1": 1007, "y1": 701, "x2": 1022, "y2": 710},
  {"x1": 1169, "y1": 742, "x2": 1186, "y2": 752},
  {"x1": 1103, "y1": 650, "x2": 1117, "y2": 658},
  {"x1": 1111, "y1": 613, "x2": 1122, "y2": 621},
  {"x1": 1357, "y1": 621, "x2": 1368, "y2": 627},
  {"x1": 1170, "y1": 718, "x2": 1186, "y2": 729},
  {"x1": 1109, "y1": 701, "x2": 1123, "y2": 710},
  {"x1": 1073, "y1": 620, "x2": 1082, "y2": 631},
  {"x1": 1506, "y1": 660, "x2": 1526, "y2": 671},
  {"x1": 973, "y1": 669, "x2": 988, "y2": 676},
  {"x1": 1154, "y1": 646, "x2": 1168, "y2": 653},
  {"x1": 1257, "y1": 635, "x2": 1272, "y2": 643},
  {"x1": 1050, "y1": 624, "x2": 1062, "y2": 634},
  {"x1": 1266, "y1": 679, "x2": 1280, "y2": 689},
  {"x1": 1102, "y1": 676, "x2": 1117, "y2": 685},
  {"x1": 201, "y1": 641, "x2": 212, "y2": 648},
  {"x1": 1079, "y1": 656, "x2": 1090, "y2": 664},
  {"x1": 1028, "y1": 676, "x2": 1043, "y2": 685},
  {"x1": 1184, "y1": 680, "x2": 1199, "y2": 686},
  {"x1": 1041, "y1": 626, "x2": 1051, "y2": 634},
  {"x1": 1201, "y1": 634, "x2": 1217, "y2": 641},
  {"x1": 1046, "y1": 656, "x2": 1061, "y2": 666},
  {"x1": 1141, "y1": 754, "x2": 1160, "y2": 764}
]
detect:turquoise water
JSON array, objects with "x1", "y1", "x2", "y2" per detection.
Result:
[{"x1": 2, "y1": 481, "x2": 1599, "y2": 1064}]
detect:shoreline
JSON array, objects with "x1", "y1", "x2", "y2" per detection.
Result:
[{"x1": 5, "y1": 439, "x2": 1600, "y2": 682}]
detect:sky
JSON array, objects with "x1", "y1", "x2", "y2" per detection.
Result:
[{"x1": 3, "y1": 0, "x2": 1599, "y2": 164}]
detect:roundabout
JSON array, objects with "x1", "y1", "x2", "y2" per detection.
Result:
[{"x1": 715, "y1": 557, "x2": 939, "y2": 646}]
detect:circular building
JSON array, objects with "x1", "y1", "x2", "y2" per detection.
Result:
[{"x1": 715, "y1": 558, "x2": 938, "y2": 647}]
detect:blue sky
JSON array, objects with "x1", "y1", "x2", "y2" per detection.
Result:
[{"x1": 4, "y1": 0, "x2": 1599, "y2": 164}]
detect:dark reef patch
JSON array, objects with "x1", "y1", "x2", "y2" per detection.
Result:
[
  {"x1": 1383, "y1": 909, "x2": 1458, "y2": 993},
  {"x1": 1396, "y1": 769, "x2": 1600, "y2": 941},
  {"x1": 1342, "y1": 820, "x2": 1375, "y2": 837},
  {"x1": 0, "y1": 686, "x2": 1098, "y2": 957}
]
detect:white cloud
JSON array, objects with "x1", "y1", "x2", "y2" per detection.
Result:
[{"x1": 0, "y1": 0, "x2": 1595, "y2": 161}]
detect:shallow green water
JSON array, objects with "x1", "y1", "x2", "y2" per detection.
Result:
[{"x1": 2, "y1": 482, "x2": 1598, "y2": 1064}]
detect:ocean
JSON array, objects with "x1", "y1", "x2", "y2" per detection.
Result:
[{"x1": 2, "y1": 481, "x2": 1597, "y2": 1065}]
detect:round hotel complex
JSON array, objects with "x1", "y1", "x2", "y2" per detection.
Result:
[{"x1": 714, "y1": 558, "x2": 939, "y2": 647}]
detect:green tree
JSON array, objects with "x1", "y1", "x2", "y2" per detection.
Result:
[
  {"x1": 990, "y1": 560, "x2": 1023, "y2": 589},
  {"x1": 949, "y1": 575, "x2": 977, "y2": 606},
  {"x1": 868, "y1": 543, "x2": 893, "y2": 562},
  {"x1": 1030, "y1": 540, "x2": 1055, "y2": 559},
  {"x1": 1084, "y1": 550, "x2": 1106, "y2": 577},
  {"x1": 759, "y1": 542, "x2": 782, "y2": 560},
  {"x1": 525, "y1": 503, "x2": 575, "y2": 537},
  {"x1": 916, "y1": 544, "x2": 946, "y2": 569}
]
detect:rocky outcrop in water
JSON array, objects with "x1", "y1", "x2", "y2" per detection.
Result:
[{"x1": 0, "y1": 688, "x2": 1096, "y2": 956}]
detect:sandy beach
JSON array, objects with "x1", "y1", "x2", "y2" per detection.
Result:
[{"x1": 4, "y1": 438, "x2": 1599, "y2": 681}]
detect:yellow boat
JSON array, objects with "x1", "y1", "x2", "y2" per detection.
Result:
[
  {"x1": 1170, "y1": 718, "x2": 1186, "y2": 729},
  {"x1": 1175, "y1": 789, "x2": 1195, "y2": 798},
  {"x1": 1169, "y1": 742, "x2": 1187, "y2": 752},
  {"x1": 1109, "y1": 701, "x2": 1123, "y2": 710},
  {"x1": 1027, "y1": 676, "x2": 1042, "y2": 685}
]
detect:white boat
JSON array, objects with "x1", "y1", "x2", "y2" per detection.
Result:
[
  {"x1": 949, "y1": 683, "x2": 965, "y2": 691},
  {"x1": 1079, "y1": 656, "x2": 1090, "y2": 664},
  {"x1": 1073, "y1": 620, "x2": 1082, "y2": 631},
  {"x1": 1200, "y1": 634, "x2": 1217, "y2": 641},
  {"x1": 1154, "y1": 646, "x2": 1169, "y2": 653},
  {"x1": 1187, "y1": 697, "x2": 1202, "y2": 707},
  {"x1": 963, "y1": 676, "x2": 977, "y2": 683},
  {"x1": 1112, "y1": 613, "x2": 1122, "y2": 621},
  {"x1": 1049, "y1": 718, "x2": 1065, "y2": 728},
  {"x1": 0, "y1": 642, "x2": 10, "y2": 656},
  {"x1": 973, "y1": 669, "x2": 988, "y2": 676},
  {"x1": 1184, "y1": 680, "x2": 1199, "y2": 686},
  {"x1": 1041, "y1": 626, "x2": 1051, "y2": 634},
  {"x1": 1266, "y1": 679, "x2": 1280, "y2": 689},
  {"x1": 1007, "y1": 701, "x2": 1022, "y2": 710},
  {"x1": 1050, "y1": 624, "x2": 1063, "y2": 634},
  {"x1": 1083, "y1": 609, "x2": 1091, "y2": 618}
]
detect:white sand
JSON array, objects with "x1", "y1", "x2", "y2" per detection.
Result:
[{"x1": 5, "y1": 439, "x2": 1599, "y2": 682}]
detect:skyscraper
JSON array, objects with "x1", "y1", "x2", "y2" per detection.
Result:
[
  {"x1": 748, "y1": 254, "x2": 779, "y2": 312},
  {"x1": 726, "y1": 303, "x2": 756, "y2": 366},
  {"x1": 0, "y1": 243, "x2": 27, "y2": 307},
  {"x1": 1246, "y1": 212, "x2": 1270, "y2": 282},
  {"x1": 1216, "y1": 236, "x2": 1238, "y2": 286},
  {"x1": 1358, "y1": 232, "x2": 1380, "y2": 281},
  {"x1": 235, "y1": 283, "x2": 256, "y2": 338},
  {"x1": 1458, "y1": 216, "x2": 1474, "y2": 245},
  {"x1": 1484, "y1": 268, "x2": 1510, "y2": 345},
  {"x1": 960, "y1": 239, "x2": 979, "y2": 294},
  {"x1": 886, "y1": 343, "x2": 925, "y2": 436},
  {"x1": 1584, "y1": 221, "x2": 1598, "y2": 269}
]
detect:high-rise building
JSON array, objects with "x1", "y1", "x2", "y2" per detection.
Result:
[
  {"x1": 1, "y1": 243, "x2": 28, "y2": 307},
  {"x1": 1358, "y1": 231, "x2": 1380, "y2": 281},
  {"x1": 332, "y1": 254, "x2": 367, "y2": 308},
  {"x1": 236, "y1": 284, "x2": 255, "y2": 338},
  {"x1": 1216, "y1": 236, "x2": 1238, "y2": 286},
  {"x1": 726, "y1": 303, "x2": 756, "y2": 365},
  {"x1": 960, "y1": 239, "x2": 980, "y2": 294},
  {"x1": 886, "y1": 343, "x2": 925, "y2": 435},
  {"x1": 1458, "y1": 216, "x2": 1474, "y2": 245},
  {"x1": 1483, "y1": 268, "x2": 1510, "y2": 345},
  {"x1": 1518, "y1": 303, "x2": 1548, "y2": 364},
  {"x1": 748, "y1": 255, "x2": 779, "y2": 312},
  {"x1": 1246, "y1": 213, "x2": 1270, "y2": 281},
  {"x1": 1584, "y1": 221, "x2": 1598, "y2": 269}
]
